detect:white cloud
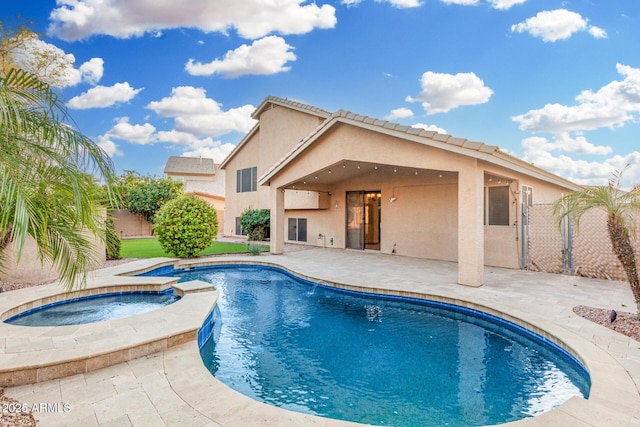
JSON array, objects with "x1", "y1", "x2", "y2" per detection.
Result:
[
  {"x1": 77, "y1": 58, "x2": 104, "y2": 85},
  {"x1": 589, "y1": 26, "x2": 608, "y2": 39},
  {"x1": 487, "y1": 0, "x2": 526, "y2": 10},
  {"x1": 411, "y1": 123, "x2": 448, "y2": 134},
  {"x1": 181, "y1": 145, "x2": 237, "y2": 162},
  {"x1": 406, "y1": 71, "x2": 493, "y2": 114},
  {"x1": 441, "y1": 0, "x2": 479, "y2": 5},
  {"x1": 67, "y1": 82, "x2": 143, "y2": 109},
  {"x1": 107, "y1": 117, "x2": 157, "y2": 144},
  {"x1": 147, "y1": 86, "x2": 257, "y2": 136},
  {"x1": 512, "y1": 64, "x2": 640, "y2": 133},
  {"x1": 97, "y1": 125, "x2": 237, "y2": 162},
  {"x1": 510, "y1": 9, "x2": 605, "y2": 42},
  {"x1": 96, "y1": 135, "x2": 123, "y2": 157},
  {"x1": 186, "y1": 36, "x2": 296, "y2": 78},
  {"x1": 94, "y1": 90, "x2": 256, "y2": 161},
  {"x1": 385, "y1": 0, "x2": 423, "y2": 7},
  {"x1": 520, "y1": 136, "x2": 640, "y2": 188},
  {"x1": 48, "y1": 0, "x2": 337, "y2": 41},
  {"x1": 386, "y1": 107, "x2": 414, "y2": 120},
  {"x1": 341, "y1": 0, "x2": 421, "y2": 7},
  {"x1": 522, "y1": 133, "x2": 612, "y2": 156},
  {"x1": 158, "y1": 132, "x2": 237, "y2": 162}
]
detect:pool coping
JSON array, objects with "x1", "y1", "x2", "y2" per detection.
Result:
[
  {"x1": 0, "y1": 258, "x2": 218, "y2": 387},
  {"x1": 2, "y1": 251, "x2": 640, "y2": 426}
]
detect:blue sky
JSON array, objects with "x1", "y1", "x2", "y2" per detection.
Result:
[{"x1": 4, "y1": 0, "x2": 640, "y2": 187}]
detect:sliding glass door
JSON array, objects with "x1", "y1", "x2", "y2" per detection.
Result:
[{"x1": 346, "y1": 191, "x2": 381, "y2": 250}]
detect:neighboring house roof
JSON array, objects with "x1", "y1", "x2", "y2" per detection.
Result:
[
  {"x1": 164, "y1": 156, "x2": 217, "y2": 176},
  {"x1": 220, "y1": 96, "x2": 331, "y2": 169}
]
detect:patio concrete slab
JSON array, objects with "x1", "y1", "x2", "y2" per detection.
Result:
[{"x1": 3, "y1": 248, "x2": 640, "y2": 426}]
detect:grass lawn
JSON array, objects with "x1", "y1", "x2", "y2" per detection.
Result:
[{"x1": 120, "y1": 238, "x2": 268, "y2": 258}]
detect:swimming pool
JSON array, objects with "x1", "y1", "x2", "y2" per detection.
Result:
[
  {"x1": 4, "y1": 289, "x2": 180, "y2": 326},
  {"x1": 156, "y1": 264, "x2": 590, "y2": 427}
]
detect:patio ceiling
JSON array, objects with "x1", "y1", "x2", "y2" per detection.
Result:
[
  {"x1": 280, "y1": 160, "x2": 515, "y2": 192},
  {"x1": 281, "y1": 160, "x2": 458, "y2": 192}
]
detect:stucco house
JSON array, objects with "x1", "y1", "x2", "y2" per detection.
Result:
[
  {"x1": 220, "y1": 96, "x2": 582, "y2": 286},
  {"x1": 164, "y1": 156, "x2": 226, "y2": 229}
]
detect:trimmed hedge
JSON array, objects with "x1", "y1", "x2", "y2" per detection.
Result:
[{"x1": 153, "y1": 195, "x2": 218, "y2": 258}]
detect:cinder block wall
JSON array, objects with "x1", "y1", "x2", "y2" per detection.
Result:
[{"x1": 112, "y1": 209, "x2": 153, "y2": 238}]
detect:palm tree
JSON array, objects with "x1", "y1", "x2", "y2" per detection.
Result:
[
  {"x1": 553, "y1": 168, "x2": 640, "y2": 318},
  {"x1": 0, "y1": 67, "x2": 115, "y2": 290}
]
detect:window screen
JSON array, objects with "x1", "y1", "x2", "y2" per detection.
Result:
[
  {"x1": 488, "y1": 186, "x2": 509, "y2": 226},
  {"x1": 236, "y1": 167, "x2": 257, "y2": 193}
]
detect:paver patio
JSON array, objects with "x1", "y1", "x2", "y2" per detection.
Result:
[{"x1": 2, "y1": 248, "x2": 640, "y2": 426}]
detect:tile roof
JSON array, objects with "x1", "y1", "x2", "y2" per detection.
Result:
[
  {"x1": 252, "y1": 96, "x2": 332, "y2": 120},
  {"x1": 259, "y1": 105, "x2": 581, "y2": 191},
  {"x1": 164, "y1": 156, "x2": 216, "y2": 175},
  {"x1": 220, "y1": 95, "x2": 581, "y2": 191},
  {"x1": 259, "y1": 108, "x2": 500, "y2": 182}
]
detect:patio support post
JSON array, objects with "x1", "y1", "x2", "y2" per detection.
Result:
[
  {"x1": 457, "y1": 166, "x2": 484, "y2": 286},
  {"x1": 270, "y1": 185, "x2": 285, "y2": 255}
]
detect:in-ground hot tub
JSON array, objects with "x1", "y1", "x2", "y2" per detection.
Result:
[{"x1": 3, "y1": 288, "x2": 180, "y2": 326}]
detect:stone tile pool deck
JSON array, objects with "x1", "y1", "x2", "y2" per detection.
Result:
[{"x1": 2, "y1": 249, "x2": 640, "y2": 426}]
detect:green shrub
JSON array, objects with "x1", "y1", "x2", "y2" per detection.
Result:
[
  {"x1": 105, "y1": 217, "x2": 121, "y2": 260},
  {"x1": 153, "y1": 195, "x2": 218, "y2": 258},
  {"x1": 239, "y1": 208, "x2": 270, "y2": 241},
  {"x1": 124, "y1": 176, "x2": 183, "y2": 223},
  {"x1": 247, "y1": 243, "x2": 263, "y2": 255}
]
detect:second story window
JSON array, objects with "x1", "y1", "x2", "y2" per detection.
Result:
[{"x1": 237, "y1": 167, "x2": 257, "y2": 193}]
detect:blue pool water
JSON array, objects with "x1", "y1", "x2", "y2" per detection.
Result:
[
  {"x1": 4, "y1": 289, "x2": 180, "y2": 326},
  {"x1": 158, "y1": 265, "x2": 590, "y2": 427}
]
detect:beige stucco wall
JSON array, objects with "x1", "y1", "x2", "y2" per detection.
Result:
[
  {"x1": 223, "y1": 130, "x2": 264, "y2": 235},
  {"x1": 266, "y1": 126, "x2": 467, "y2": 259},
  {"x1": 1, "y1": 237, "x2": 59, "y2": 284},
  {"x1": 298, "y1": 173, "x2": 459, "y2": 260},
  {"x1": 1, "y1": 231, "x2": 106, "y2": 285},
  {"x1": 223, "y1": 107, "x2": 326, "y2": 236},
  {"x1": 225, "y1": 104, "x2": 577, "y2": 272},
  {"x1": 259, "y1": 105, "x2": 325, "y2": 171},
  {"x1": 285, "y1": 190, "x2": 330, "y2": 210}
]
